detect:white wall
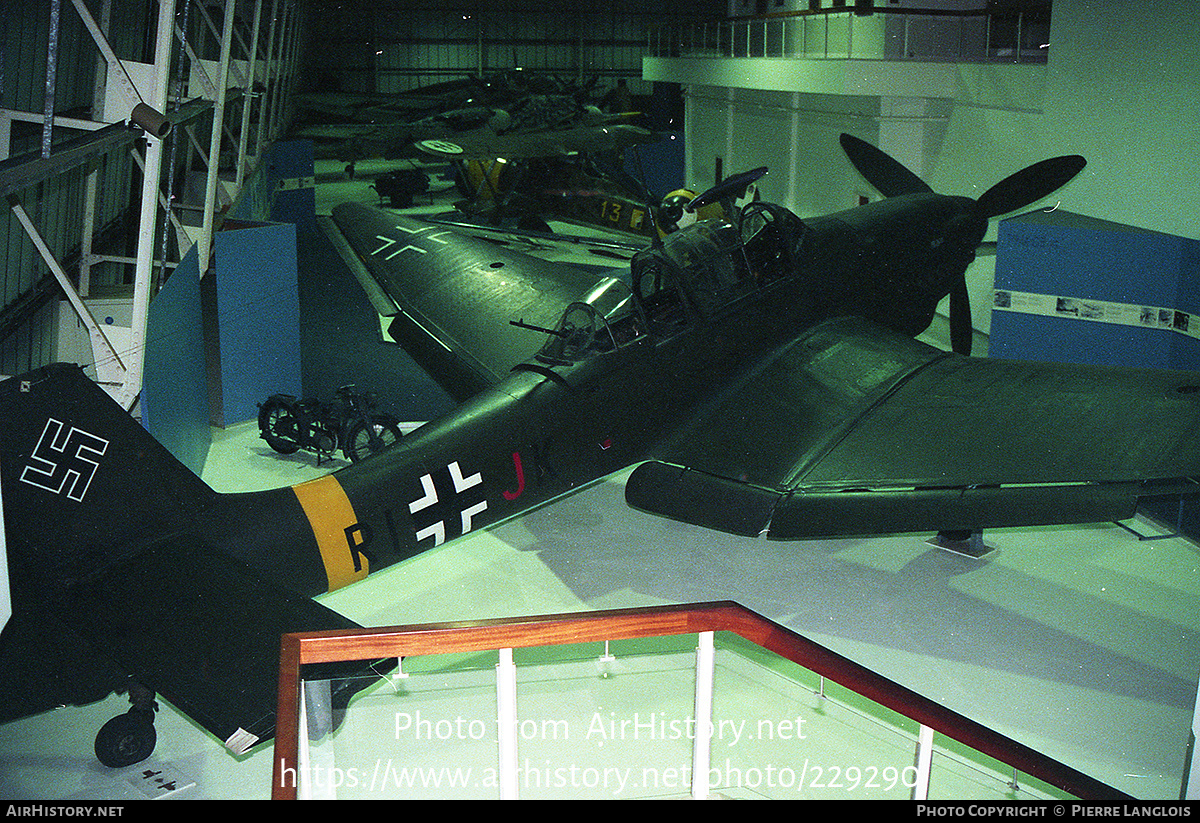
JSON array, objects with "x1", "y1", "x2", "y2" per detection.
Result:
[{"x1": 1040, "y1": 0, "x2": 1200, "y2": 241}]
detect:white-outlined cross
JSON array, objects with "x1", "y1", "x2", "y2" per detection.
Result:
[{"x1": 408, "y1": 461, "x2": 488, "y2": 546}]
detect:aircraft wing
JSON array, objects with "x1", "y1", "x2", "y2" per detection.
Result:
[
  {"x1": 331, "y1": 202, "x2": 610, "y2": 399},
  {"x1": 414, "y1": 123, "x2": 658, "y2": 160},
  {"x1": 627, "y1": 316, "x2": 1200, "y2": 538}
]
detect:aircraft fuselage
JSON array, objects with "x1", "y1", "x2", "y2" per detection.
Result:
[
  {"x1": 208, "y1": 231, "x2": 831, "y2": 597},
  {"x1": 205, "y1": 190, "x2": 992, "y2": 599}
]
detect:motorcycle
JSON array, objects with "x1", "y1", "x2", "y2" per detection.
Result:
[{"x1": 257, "y1": 385, "x2": 402, "y2": 463}]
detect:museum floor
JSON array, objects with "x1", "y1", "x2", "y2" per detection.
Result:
[{"x1": 0, "y1": 159, "x2": 1196, "y2": 801}]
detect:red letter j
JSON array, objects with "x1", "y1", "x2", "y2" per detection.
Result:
[{"x1": 503, "y1": 452, "x2": 525, "y2": 500}]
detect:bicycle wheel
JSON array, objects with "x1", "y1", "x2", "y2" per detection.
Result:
[{"x1": 345, "y1": 416, "x2": 402, "y2": 462}]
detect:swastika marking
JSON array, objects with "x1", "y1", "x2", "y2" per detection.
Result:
[{"x1": 20, "y1": 418, "x2": 109, "y2": 502}]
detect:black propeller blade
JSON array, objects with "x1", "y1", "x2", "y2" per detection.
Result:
[
  {"x1": 975, "y1": 154, "x2": 1087, "y2": 218},
  {"x1": 839, "y1": 132, "x2": 1086, "y2": 218},
  {"x1": 948, "y1": 276, "x2": 974, "y2": 357},
  {"x1": 839, "y1": 133, "x2": 932, "y2": 198},
  {"x1": 839, "y1": 133, "x2": 1086, "y2": 358}
]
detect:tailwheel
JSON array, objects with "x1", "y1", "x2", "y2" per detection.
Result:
[{"x1": 95, "y1": 681, "x2": 158, "y2": 768}]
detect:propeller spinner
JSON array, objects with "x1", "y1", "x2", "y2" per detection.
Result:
[{"x1": 839, "y1": 133, "x2": 1086, "y2": 356}]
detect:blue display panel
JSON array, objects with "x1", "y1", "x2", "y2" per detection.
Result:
[
  {"x1": 990, "y1": 209, "x2": 1200, "y2": 536},
  {"x1": 212, "y1": 222, "x2": 302, "y2": 426},
  {"x1": 142, "y1": 245, "x2": 210, "y2": 473},
  {"x1": 990, "y1": 209, "x2": 1200, "y2": 371}
]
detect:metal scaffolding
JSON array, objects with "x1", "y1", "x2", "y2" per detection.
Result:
[{"x1": 0, "y1": 0, "x2": 305, "y2": 406}]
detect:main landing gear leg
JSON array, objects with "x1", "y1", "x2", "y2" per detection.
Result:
[
  {"x1": 95, "y1": 679, "x2": 159, "y2": 768},
  {"x1": 929, "y1": 529, "x2": 994, "y2": 558}
]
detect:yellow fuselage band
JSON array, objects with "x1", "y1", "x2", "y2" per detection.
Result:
[{"x1": 291, "y1": 474, "x2": 368, "y2": 591}]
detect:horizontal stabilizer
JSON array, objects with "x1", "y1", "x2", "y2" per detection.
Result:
[{"x1": 62, "y1": 539, "x2": 390, "y2": 753}]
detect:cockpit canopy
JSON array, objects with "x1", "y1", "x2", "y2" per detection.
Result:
[
  {"x1": 635, "y1": 219, "x2": 743, "y2": 322},
  {"x1": 534, "y1": 201, "x2": 805, "y2": 365},
  {"x1": 536, "y1": 277, "x2": 642, "y2": 364},
  {"x1": 632, "y1": 201, "x2": 803, "y2": 333}
]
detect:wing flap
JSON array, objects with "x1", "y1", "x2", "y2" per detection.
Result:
[
  {"x1": 626, "y1": 464, "x2": 1157, "y2": 539},
  {"x1": 767, "y1": 482, "x2": 1147, "y2": 539},
  {"x1": 625, "y1": 462, "x2": 781, "y2": 538},
  {"x1": 62, "y1": 539, "x2": 389, "y2": 752}
]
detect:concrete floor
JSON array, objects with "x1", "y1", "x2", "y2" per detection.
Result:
[{"x1": 0, "y1": 157, "x2": 1196, "y2": 801}]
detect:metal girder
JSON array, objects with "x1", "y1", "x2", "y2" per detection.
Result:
[
  {"x1": 68, "y1": 0, "x2": 142, "y2": 111},
  {"x1": 1, "y1": 0, "x2": 304, "y2": 398},
  {"x1": 198, "y1": 0, "x2": 240, "y2": 277},
  {"x1": 0, "y1": 98, "x2": 215, "y2": 198},
  {"x1": 7, "y1": 197, "x2": 126, "y2": 389},
  {"x1": 236, "y1": 0, "x2": 266, "y2": 188},
  {"x1": 0, "y1": 121, "x2": 138, "y2": 199},
  {"x1": 117, "y1": 0, "x2": 176, "y2": 410}
]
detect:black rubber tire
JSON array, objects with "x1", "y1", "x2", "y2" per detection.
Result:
[
  {"x1": 95, "y1": 711, "x2": 156, "y2": 768},
  {"x1": 345, "y1": 416, "x2": 402, "y2": 462},
  {"x1": 259, "y1": 398, "x2": 301, "y2": 454}
]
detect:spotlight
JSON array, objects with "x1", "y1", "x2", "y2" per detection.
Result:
[{"x1": 128, "y1": 103, "x2": 170, "y2": 138}]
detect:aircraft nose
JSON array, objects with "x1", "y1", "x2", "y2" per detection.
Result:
[{"x1": 944, "y1": 213, "x2": 988, "y2": 249}]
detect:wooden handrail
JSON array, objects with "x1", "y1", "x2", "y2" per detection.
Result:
[{"x1": 273, "y1": 600, "x2": 1131, "y2": 800}]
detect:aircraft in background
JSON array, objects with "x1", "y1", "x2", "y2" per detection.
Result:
[
  {"x1": 4, "y1": 135, "x2": 1196, "y2": 784},
  {"x1": 293, "y1": 77, "x2": 489, "y2": 126},
  {"x1": 295, "y1": 74, "x2": 656, "y2": 176},
  {"x1": 446, "y1": 153, "x2": 740, "y2": 241},
  {"x1": 294, "y1": 69, "x2": 603, "y2": 126}
]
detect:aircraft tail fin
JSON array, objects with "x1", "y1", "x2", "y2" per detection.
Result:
[
  {"x1": 0, "y1": 365, "x2": 392, "y2": 754},
  {"x1": 0, "y1": 364, "x2": 218, "y2": 609}
]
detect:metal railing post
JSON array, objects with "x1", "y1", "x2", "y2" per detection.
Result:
[
  {"x1": 297, "y1": 682, "x2": 312, "y2": 799},
  {"x1": 691, "y1": 631, "x2": 715, "y2": 800},
  {"x1": 912, "y1": 723, "x2": 934, "y2": 800},
  {"x1": 497, "y1": 648, "x2": 519, "y2": 799}
]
